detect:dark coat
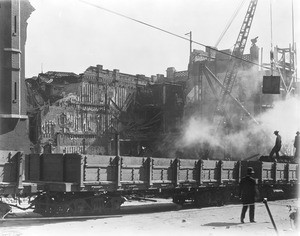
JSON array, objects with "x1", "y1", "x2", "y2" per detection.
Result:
[
  {"x1": 294, "y1": 135, "x2": 300, "y2": 157},
  {"x1": 239, "y1": 175, "x2": 256, "y2": 204},
  {"x1": 274, "y1": 134, "x2": 282, "y2": 151}
]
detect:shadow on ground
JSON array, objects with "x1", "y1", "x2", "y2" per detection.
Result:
[{"x1": 202, "y1": 222, "x2": 242, "y2": 227}]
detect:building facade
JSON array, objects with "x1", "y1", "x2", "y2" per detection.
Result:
[
  {"x1": 27, "y1": 64, "x2": 181, "y2": 155},
  {"x1": 0, "y1": 0, "x2": 34, "y2": 152}
]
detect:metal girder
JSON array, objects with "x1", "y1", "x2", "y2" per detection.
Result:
[
  {"x1": 216, "y1": 0, "x2": 258, "y2": 116},
  {"x1": 204, "y1": 66, "x2": 259, "y2": 125}
]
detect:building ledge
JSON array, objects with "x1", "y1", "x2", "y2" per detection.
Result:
[
  {"x1": 3, "y1": 48, "x2": 22, "y2": 54},
  {"x1": 3, "y1": 66, "x2": 21, "y2": 71},
  {"x1": 0, "y1": 114, "x2": 28, "y2": 119}
]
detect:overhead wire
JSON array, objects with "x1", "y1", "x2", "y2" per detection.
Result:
[{"x1": 78, "y1": 0, "x2": 271, "y2": 71}]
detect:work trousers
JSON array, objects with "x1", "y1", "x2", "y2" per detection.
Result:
[
  {"x1": 295, "y1": 149, "x2": 299, "y2": 158},
  {"x1": 269, "y1": 147, "x2": 280, "y2": 157},
  {"x1": 241, "y1": 204, "x2": 255, "y2": 222}
]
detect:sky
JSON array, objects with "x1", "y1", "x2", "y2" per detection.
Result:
[{"x1": 25, "y1": 0, "x2": 300, "y2": 78}]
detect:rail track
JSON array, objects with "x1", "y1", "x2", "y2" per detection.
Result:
[
  {"x1": 1, "y1": 214, "x2": 122, "y2": 222},
  {"x1": 1, "y1": 197, "x2": 297, "y2": 228},
  {"x1": 0, "y1": 198, "x2": 181, "y2": 225}
]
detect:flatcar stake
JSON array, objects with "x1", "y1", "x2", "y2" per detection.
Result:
[{"x1": 263, "y1": 198, "x2": 279, "y2": 236}]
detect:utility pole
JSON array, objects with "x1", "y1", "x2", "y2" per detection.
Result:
[
  {"x1": 185, "y1": 31, "x2": 193, "y2": 99},
  {"x1": 185, "y1": 31, "x2": 192, "y2": 63}
]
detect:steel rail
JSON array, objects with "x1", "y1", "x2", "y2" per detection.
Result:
[{"x1": 1, "y1": 214, "x2": 122, "y2": 222}]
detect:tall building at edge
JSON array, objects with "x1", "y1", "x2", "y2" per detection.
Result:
[{"x1": 0, "y1": 0, "x2": 34, "y2": 152}]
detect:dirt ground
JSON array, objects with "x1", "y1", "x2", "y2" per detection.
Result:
[{"x1": 0, "y1": 198, "x2": 299, "y2": 236}]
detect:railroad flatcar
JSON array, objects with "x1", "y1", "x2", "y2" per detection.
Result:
[{"x1": 0, "y1": 149, "x2": 298, "y2": 217}]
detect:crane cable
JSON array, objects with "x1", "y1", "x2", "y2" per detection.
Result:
[
  {"x1": 292, "y1": 0, "x2": 297, "y2": 82},
  {"x1": 270, "y1": 0, "x2": 274, "y2": 76},
  {"x1": 215, "y1": 0, "x2": 247, "y2": 48},
  {"x1": 78, "y1": 0, "x2": 271, "y2": 71}
]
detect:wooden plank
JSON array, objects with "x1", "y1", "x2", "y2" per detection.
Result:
[{"x1": 42, "y1": 154, "x2": 64, "y2": 182}]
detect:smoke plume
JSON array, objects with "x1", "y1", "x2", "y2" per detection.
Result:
[{"x1": 178, "y1": 95, "x2": 300, "y2": 159}]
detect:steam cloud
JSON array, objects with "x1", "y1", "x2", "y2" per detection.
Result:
[
  {"x1": 178, "y1": 95, "x2": 300, "y2": 160},
  {"x1": 175, "y1": 63, "x2": 300, "y2": 160}
]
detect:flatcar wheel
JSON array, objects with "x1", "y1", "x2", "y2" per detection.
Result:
[
  {"x1": 53, "y1": 202, "x2": 72, "y2": 216},
  {"x1": 194, "y1": 197, "x2": 201, "y2": 207},
  {"x1": 197, "y1": 191, "x2": 211, "y2": 206},
  {"x1": 172, "y1": 195, "x2": 185, "y2": 205},
  {"x1": 203, "y1": 191, "x2": 212, "y2": 205},
  {"x1": 195, "y1": 191, "x2": 212, "y2": 207},
  {"x1": 214, "y1": 190, "x2": 227, "y2": 206},
  {"x1": 90, "y1": 197, "x2": 105, "y2": 214},
  {"x1": 65, "y1": 204, "x2": 75, "y2": 216},
  {"x1": 109, "y1": 196, "x2": 125, "y2": 210},
  {"x1": 216, "y1": 194, "x2": 224, "y2": 206},
  {"x1": 72, "y1": 199, "x2": 91, "y2": 215},
  {"x1": 0, "y1": 202, "x2": 12, "y2": 218}
]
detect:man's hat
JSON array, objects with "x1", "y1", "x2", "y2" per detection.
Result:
[
  {"x1": 247, "y1": 167, "x2": 255, "y2": 175},
  {"x1": 296, "y1": 131, "x2": 300, "y2": 134},
  {"x1": 274, "y1": 130, "x2": 279, "y2": 134}
]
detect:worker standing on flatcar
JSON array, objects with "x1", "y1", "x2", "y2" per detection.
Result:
[
  {"x1": 239, "y1": 167, "x2": 257, "y2": 223},
  {"x1": 269, "y1": 130, "x2": 281, "y2": 158},
  {"x1": 294, "y1": 131, "x2": 300, "y2": 159}
]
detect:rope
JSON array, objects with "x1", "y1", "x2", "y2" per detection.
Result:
[{"x1": 215, "y1": 0, "x2": 246, "y2": 47}]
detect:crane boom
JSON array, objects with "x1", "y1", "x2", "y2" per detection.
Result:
[{"x1": 216, "y1": 0, "x2": 258, "y2": 115}]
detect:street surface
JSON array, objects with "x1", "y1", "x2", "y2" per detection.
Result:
[{"x1": 0, "y1": 198, "x2": 298, "y2": 236}]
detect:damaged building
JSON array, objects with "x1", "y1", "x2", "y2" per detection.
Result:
[
  {"x1": 26, "y1": 34, "x2": 298, "y2": 160},
  {"x1": 26, "y1": 65, "x2": 185, "y2": 156},
  {"x1": 26, "y1": 36, "x2": 298, "y2": 159}
]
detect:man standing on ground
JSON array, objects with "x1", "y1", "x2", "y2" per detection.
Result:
[
  {"x1": 239, "y1": 167, "x2": 257, "y2": 223},
  {"x1": 269, "y1": 130, "x2": 282, "y2": 158}
]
